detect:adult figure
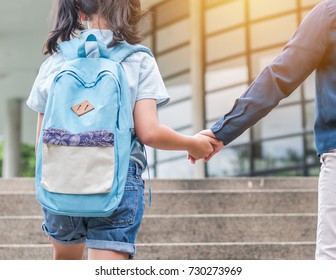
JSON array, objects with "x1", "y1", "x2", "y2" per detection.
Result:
[{"x1": 193, "y1": 0, "x2": 336, "y2": 260}]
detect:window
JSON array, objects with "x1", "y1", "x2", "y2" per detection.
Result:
[
  {"x1": 249, "y1": 15, "x2": 297, "y2": 50},
  {"x1": 207, "y1": 28, "x2": 246, "y2": 63},
  {"x1": 249, "y1": 0, "x2": 296, "y2": 20},
  {"x1": 144, "y1": 0, "x2": 320, "y2": 178},
  {"x1": 206, "y1": 0, "x2": 244, "y2": 34}
]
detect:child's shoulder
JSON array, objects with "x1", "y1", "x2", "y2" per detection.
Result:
[
  {"x1": 122, "y1": 46, "x2": 156, "y2": 70},
  {"x1": 38, "y1": 52, "x2": 65, "y2": 77}
]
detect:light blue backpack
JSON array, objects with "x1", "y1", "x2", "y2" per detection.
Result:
[{"x1": 35, "y1": 33, "x2": 152, "y2": 217}]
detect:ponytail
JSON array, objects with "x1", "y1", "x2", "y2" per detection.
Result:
[{"x1": 43, "y1": 0, "x2": 84, "y2": 55}]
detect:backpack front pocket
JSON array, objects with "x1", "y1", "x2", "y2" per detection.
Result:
[{"x1": 41, "y1": 128, "x2": 115, "y2": 194}]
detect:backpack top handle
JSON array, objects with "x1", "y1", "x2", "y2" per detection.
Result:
[{"x1": 77, "y1": 34, "x2": 110, "y2": 59}]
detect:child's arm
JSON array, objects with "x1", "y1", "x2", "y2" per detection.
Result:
[
  {"x1": 134, "y1": 99, "x2": 220, "y2": 160},
  {"x1": 35, "y1": 113, "x2": 44, "y2": 153}
]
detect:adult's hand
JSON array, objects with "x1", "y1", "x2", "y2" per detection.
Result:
[
  {"x1": 199, "y1": 130, "x2": 224, "y2": 161},
  {"x1": 187, "y1": 129, "x2": 224, "y2": 163}
]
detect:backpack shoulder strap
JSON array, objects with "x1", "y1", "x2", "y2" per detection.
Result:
[
  {"x1": 57, "y1": 38, "x2": 80, "y2": 61},
  {"x1": 58, "y1": 38, "x2": 153, "y2": 62},
  {"x1": 109, "y1": 41, "x2": 154, "y2": 63}
]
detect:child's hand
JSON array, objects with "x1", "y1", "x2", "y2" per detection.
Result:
[
  {"x1": 187, "y1": 134, "x2": 214, "y2": 162},
  {"x1": 188, "y1": 130, "x2": 224, "y2": 164},
  {"x1": 201, "y1": 130, "x2": 224, "y2": 162}
]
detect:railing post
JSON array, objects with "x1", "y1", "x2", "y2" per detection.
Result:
[
  {"x1": 3, "y1": 99, "x2": 21, "y2": 178},
  {"x1": 190, "y1": 0, "x2": 206, "y2": 178}
]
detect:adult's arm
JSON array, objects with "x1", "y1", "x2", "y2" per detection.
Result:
[{"x1": 211, "y1": 1, "x2": 331, "y2": 145}]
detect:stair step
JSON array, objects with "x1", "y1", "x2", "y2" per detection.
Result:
[
  {"x1": 0, "y1": 189, "x2": 317, "y2": 216},
  {"x1": 0, "y1": 242, "x2": 315, "y2": 260},
  {"x1": 0, "y1": 178, "x2": 35, "y2": 191},
  {"x1": 138, "y1": 214, "x2": 317, "y2": 243},
  {"x1": 0, "y1": 177, "x2": 319, "y2": 260},
  {"x1": 145, "y1": 178, "x2": 319, "y2": 191},
  {"x1": 0, "y1": 177, "x2": 319, "y2": 191},
  {"x1": 145, "y1": 190, "x2": 317, "y2": 215},
  {"x1": 0, "y1": 193, "x2": 40, "y2": 216},
  {"x1": 135, "y1": 242, "x2": 316, "y2": 260},
  {"x1": 0, "y1": 214, "x2": 317, "y2": 244}
]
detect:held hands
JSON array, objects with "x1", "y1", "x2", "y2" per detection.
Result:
[
  {"x1": 188, "y1": 130, "x2": 224, "y2": 164},
  {"x1": 200, "y1": 129, "x2": 224, "y2": 161}
]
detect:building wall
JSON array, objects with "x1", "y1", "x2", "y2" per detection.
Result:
[
  {"x1": 0, "y1": 0, "x2": 322, "y2": 178},
  {"x1": 141, "y1": 0, "x2": 322, "y2": 178},
  {"x1": 0, "y1": 1, "x2": 53, "y2": 177},
  {"x1": 0, "y1": 1, "x2": 53, "y2": 145}
]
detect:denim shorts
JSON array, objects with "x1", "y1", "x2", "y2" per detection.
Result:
[{"x1": 41, "y1": 160, "x2": 145, "y2": 258}]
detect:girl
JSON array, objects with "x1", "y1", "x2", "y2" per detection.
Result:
[{"x1": 26, "y1": 0, "x2": 220, "y2": 260}]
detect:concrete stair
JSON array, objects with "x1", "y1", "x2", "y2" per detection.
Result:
[{"x1": 0, "y1": 177, "x2": 318, "y2": 260}]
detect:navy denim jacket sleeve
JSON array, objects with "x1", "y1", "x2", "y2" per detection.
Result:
[{"x1": 211, "y1": 1, "x2": 331, "y2": 145}]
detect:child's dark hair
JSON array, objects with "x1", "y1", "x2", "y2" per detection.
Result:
[{"x1": 44, "y1": 0, "x2": 144, "y2": 55}]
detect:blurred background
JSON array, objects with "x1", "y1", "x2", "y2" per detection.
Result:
[{"x1": 0, "y1": 0, "x2": 321, "y2": 179}]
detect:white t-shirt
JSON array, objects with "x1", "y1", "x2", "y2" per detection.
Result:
[{"x1": 26, "y1": 29, "x2": 170, "y2": 169}]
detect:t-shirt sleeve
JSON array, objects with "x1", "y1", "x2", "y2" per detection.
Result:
[
  {"x1": 26, "y1": 53, "x2": 64, "y2": 113},
  {"x1": 136, "y1": 54, "x2": 170, "y2": 107}
]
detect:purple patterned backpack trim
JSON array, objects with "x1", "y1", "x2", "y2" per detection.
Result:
[{"x1": 42, "y1": 127, "x2": 114, "y2": 147}]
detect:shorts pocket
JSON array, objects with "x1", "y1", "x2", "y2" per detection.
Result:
[
  {"x1": 42, "y1": 207, "x2": 75, "y2": 233},
  {"x1": 98, "y1": 185, "x2": 139, "y2": 227}
]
